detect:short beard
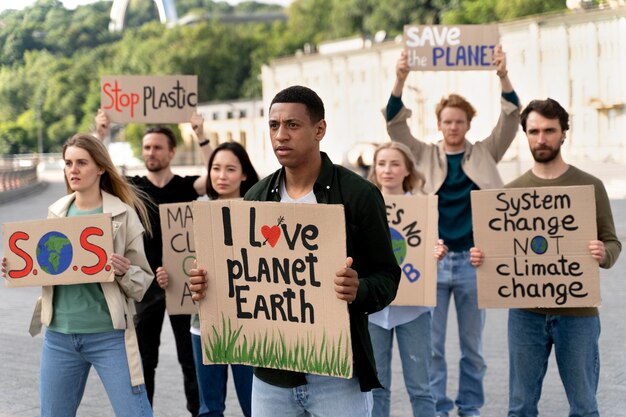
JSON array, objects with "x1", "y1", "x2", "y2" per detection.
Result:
[
  {"x1": 145, "y1": 161, "x2": 166, "y2": 172},
  {"x1": 144, "y1": 158, "x2": 167, "y2": 172},
  {"x1": 531, "y1": 145, "x2": 560, "y2": 163}
]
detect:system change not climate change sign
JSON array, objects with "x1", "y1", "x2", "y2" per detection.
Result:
[{"x1": 471, "y1": 186, "x2": 600, "y2": 308}]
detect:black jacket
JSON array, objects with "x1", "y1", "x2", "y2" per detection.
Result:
[{"x1": 244, "y1": 152, "x2": 400, "y2": 391}]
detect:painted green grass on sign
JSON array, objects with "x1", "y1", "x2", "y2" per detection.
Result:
[{"x1": 204, "y1": 315, "x2": 351, "y2": 378}]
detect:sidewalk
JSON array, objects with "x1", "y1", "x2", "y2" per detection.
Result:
[{"x1": 1, "y1": 163, "x2": 625, "y2": 417}]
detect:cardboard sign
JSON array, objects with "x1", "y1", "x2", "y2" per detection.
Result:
[
  {"x1": 193, "y1": 200, "x2": 352, "y2": 378},
  {"x1": 2, "y1": 214, "x2": 115, "y2": 287},
  {"x1": 471, "y1": 186, "x2": 600, "y2": 308},
  {"x1": 101, "y1": 75, "x2": 197, "y2": 123},
  {"x1": 159, "y1": 202, "x2": 198, "y2": 315},
  {"x1": 403, "y1": 25, "x2": 499, "y2": 70},
  {"x1": 384, "y1": 195, "x2": 438, "y2": 306}
]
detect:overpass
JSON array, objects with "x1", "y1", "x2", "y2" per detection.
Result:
[{"x1": 109, "y1": 0, "x2": 178, "y2": 32}]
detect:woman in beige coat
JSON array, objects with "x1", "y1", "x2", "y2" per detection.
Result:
[{"x1": 4, "y1": 134, "x2": 154, "y2": 417}]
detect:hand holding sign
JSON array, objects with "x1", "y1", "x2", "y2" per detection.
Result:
[
  {"x1": 110, "y1": 253, "x2": 131, "y2": 277},
  {"x1": 434, "y1": 239, "x2": 448, "y2": 261},
  {"x1": 493, "y1": 45, "x2": 507, "y2": 76},
  {"x1": 155, "y1": 266, "x2": 169, "y2": 289},
  {"x1": 589, "y1": 240, "x2": 606, "y2": 264},
  {"x1": 190, "y1": 112, "x2": 205, "y2": 139},
  {"x1": 396, "y1": 51, "x2": 410, "y2": 84},
  {"x1": 94, "y1": 109, "x2": 110, "y2": 141},
  {"x1": 1, "y1": 257, "x2": 7, "y2": 278},
  {"x1": 469, "y1": 247, "x2": 485, "y2": 268},
  {"x1": 334, "y1": 257, "x2": 359, "y2": 303},
  {"x1": 189, "y1": 265, "x2": 207, "y2": 302}
]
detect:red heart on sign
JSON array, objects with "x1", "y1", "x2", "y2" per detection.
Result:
[{"x1": 261, "y1": 225, "x2": 281, "y2": 247}]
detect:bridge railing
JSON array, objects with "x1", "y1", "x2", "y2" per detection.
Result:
[{"x1": 0, "y1": 154, "x2": 42, "y2": 192}]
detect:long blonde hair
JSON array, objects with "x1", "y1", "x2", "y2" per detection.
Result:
[
  {"x1": 368, "y1": 141, "x2": 425, "y2": 193},
  {"x1": 62, "y1": 133, "x2": 153, "y2": 236}
]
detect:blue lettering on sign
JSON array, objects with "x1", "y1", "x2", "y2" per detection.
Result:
[{"x1": 432, "y1": 45, "x2": 496, "y2": 67}]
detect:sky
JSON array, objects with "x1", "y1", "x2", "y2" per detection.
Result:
[{"x1": 0, "y1": 0, "x2": 292, "y2": 14}]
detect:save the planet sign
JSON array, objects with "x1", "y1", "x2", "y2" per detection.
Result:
[
  {"x1": 383, "y1": 195, "x2": 438, "y2": 306},
  {"x1": 403, "y1": 24, "x2": 499, "y2": 71},
  {"x1": 192, "y1": 200, "x2": 352, "y2": 378},
  {"x1": 2, "y1": 215, "x2": 115, "y2": 287},
  {"x1": 159, "y1": 202, "x2": 198, "y2": 315},
  {"x1": 101, "y1": 75, "x2": 197, "y2": 124},
  {"x1": 471, "y1": 185, "x2": 600, "y2": 308}
]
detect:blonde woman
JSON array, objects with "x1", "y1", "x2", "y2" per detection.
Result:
[
  {"x1": 367, "y1": 141, "x2": 447, "y2": 417},
  {"x1": 4, "y1": 134, "x2": 154, "y2": 416}
]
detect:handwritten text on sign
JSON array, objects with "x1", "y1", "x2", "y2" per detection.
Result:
[
  {"x1": 403, "y1": 25, "x2": 499, "y2": 70},
  {"x1": 2, "y1": 214, "x2": 114, "y2": 287},
  {"x1": 159, "y1": 203, "x2": 198, "y2": 315},
  {"x1": 193, "y1": 200, "x2": 352, "y2": 378},
  {"x1": 471, "y1": 186, "x2": 600, "y2": 308},
  {"x1": 384, "y1": 195, "x2": 438, "y2": 306},
  {"x1": 101, "y1": 75, "x2": 197, "y2": 123}
]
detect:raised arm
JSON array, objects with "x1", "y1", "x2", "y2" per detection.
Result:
[
  {"x1": 392, "y1": 50, "x2": 410, "y2": 98},
  {"x1": 94, "y1": 109, "x2": 110, "y2": 141},
  {"x1": 494, "y1": 45, "x2": 514, "y2": 94},
  {"x1": 385, "y1": 51, "x2": 428, "y2": 159},
  {"x1": 478, "y1": 45, "x2": 521, "y2": 161},
  {"x1": 190, "y1": 112, "x2": 211, "y2": 195}
]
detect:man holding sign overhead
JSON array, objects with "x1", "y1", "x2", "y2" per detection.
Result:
[
  {"x1": 384, "y1": 37, "x2": 520, "y2": 417},
  {"x1": 95, "y1": 106, "x2": 211, "y2": 416},
  {"x1": 470, "y1": 98, "x2": 621, "y2": 417}
]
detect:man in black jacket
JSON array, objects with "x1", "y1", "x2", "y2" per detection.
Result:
[{"x1": 189, "y1": 85, "x2": 400, "y2": 416}]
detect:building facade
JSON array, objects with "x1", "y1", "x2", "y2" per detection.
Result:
[{"x1": 260, "y1": 6, "x2": 626, "y2": 167}]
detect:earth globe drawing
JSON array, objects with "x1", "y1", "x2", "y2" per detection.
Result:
[
  {"x1": 389, "y1": 227, "x2": 407, "y2": 265},
  {"x1": 530, "y1": 235, "x2": 548, "y2": 255},
  {"x1": 36, "y1": 231, "x2": 73, "y2": 275}
]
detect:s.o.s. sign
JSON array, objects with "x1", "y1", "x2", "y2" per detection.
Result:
[{"x1": 2, "y1": 214, "x2": 115, "y2": 287}]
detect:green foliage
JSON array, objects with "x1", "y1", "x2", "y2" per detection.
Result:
[
  {"x1": 204, "y1": 315, "x2": 351, "y2": 378},
  {"x1": 441, "y1": 0, "x2": 567, "y2": 23},
  {"x1": 0, "y1": 121, "x2": 35, "y2": 155},
  {"x1": 0, "y1": 0, "x2": 568, "y2": 155},
  {"x1": 285, "y1": 0, "x2": 450, "y2": 43},
  {"x1": 125, "y1": 0, "x2": 160, "y2": 29},
  {"x1": 124, "y1": 123, "x2": 148, "y2": 158}
]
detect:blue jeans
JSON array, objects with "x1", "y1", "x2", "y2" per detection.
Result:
[
  {"x1": 40, "y1": 329, "x2": 152, "y2": 417},
  {"x1": 508, "y1": 309, "x2": 601, "y2": 417},
  {"x1": 369, "y1": 313, "x2": 435, "y2": 417},
  {"x1": 431, "y1": 251, "x2": 486, "y2": 417},
  {"x1": 191, "y1": 333, "x2": 253, "y2": 417},
  {"x1": 251, "y1": 373, "x2": 373, "y2": 417}
]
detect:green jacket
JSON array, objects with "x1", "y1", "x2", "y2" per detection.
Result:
[{"x1": 244, "y1": 152, "x2": 401, "y2": 391}]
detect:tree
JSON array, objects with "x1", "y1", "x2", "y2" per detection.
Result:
[
  {"x1": 0, "y1": 122, "x2": 34, "y2": 155},
  {"x1": 441, "y1": 0, "x2": 566, "y2": 23}
]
